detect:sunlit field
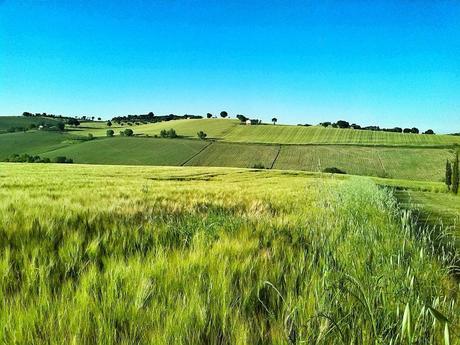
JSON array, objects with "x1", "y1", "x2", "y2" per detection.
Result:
[{"x1": 0, "y1": 163, "x2": 458, "y2": 344}]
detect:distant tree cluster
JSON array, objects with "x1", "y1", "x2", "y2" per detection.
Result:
[
  {"x1": 23, "y1": 112, "x2": 99, "y2": 122},
  {"x1": 319, "y1": 120, "x2": 434, "y2": 134},
  {"x1": 4, "y1": 154, "x2": 73, "y2": 164},
  {"x1": 297, "y1": 123, "x2": 312, "y2": 127},
  {"x1": 236, "y1": 114, "x2": 262, "y2": 125},
  {"x1": 112, "y1": 113, "x2": 202, "y2": 124},
  {"x1": 159, "y1": 129, "x2": 178, "y2": 138},
  {"x1": 197, "y1": 131, "x2": 207, "y2": 140},
  {"x1": 323, "y1": 167, "x2": 347, "y2": 174},
  {"x1": 120, "y1": 128, "x2": 134, "y2": 137},
  {"x1": 445, "y1": 151, "x2": 459, "y2": 194}
]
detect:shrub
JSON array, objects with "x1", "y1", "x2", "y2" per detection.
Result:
[
  {"x1": 323, "y1": 167, "x2": 346, "y2": 174},
  {"x1": 252, "y1": 163, "x2": 266, "y2": 169},
  {"x1": 197, "y1": 131, "x2": 207, "y2": 140},
  {"x1": 106, "y1": 129, "x2": 114, "y2": 137},
  {"x1": 124, "y1": 128, "x2": 134, "y2": 137},
  {"x1": 160, "y1": 129, "x2": 177, "y2": 138}
]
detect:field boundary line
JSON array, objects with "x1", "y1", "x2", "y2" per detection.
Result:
[
  {"x1": 269, "y1": 145, "x2": 282, "y2": 169},
  {"x1": 375, "y1": 150, "x2": 388, "y2": 177},
  {"x1": 180, "y1": 141, "x2": 214, "y2": 166}
]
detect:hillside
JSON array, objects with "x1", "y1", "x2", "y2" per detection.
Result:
[
  {"x1": 0, "y1": 115, "x2": 60, "y2": 133},
  {"x1": 0, "y1": 116, "x2": 457, "y2": 182},
  {"x1": 67, "y1": 118, "x2": 460, "y2": 147}
]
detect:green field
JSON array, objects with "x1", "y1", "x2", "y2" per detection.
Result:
[
  {"x1": 0, "y1": 122, "x2": 454, "y2": 181},
  {"x1": 41, "y1": 137, "x2": 209, "y2": 166},
  {"x1": 0, "y1": 131, "x2": 76, "y2": 160},
  {"x1": 0, "y1": 163, "x2": 458, "y2": 344},
  {"x1": 274, "y1": 145, "x2": 454, "y2": 181},
  {"x1": 397, "y1": 190, "x2": 460, "y2": 248},
  {"x1": 186, "y1": 142, "x2": 279, "y2": 168},
  {"x1": 64, "y1": 118, "x2": 460, "y2": 147},
  {"x1": 221, "y1": 123, "x2": 460, "y2": 146},
  {"x1": 71, "y1": 118, "x2": 238, "y2": 139},
  {"x1": 0, "y1": 116, "x2": 59, "y2": 133}
]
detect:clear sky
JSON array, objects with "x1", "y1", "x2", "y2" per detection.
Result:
[{"x1": 1, "y1": 1, "x2": 459, "y2": 132}]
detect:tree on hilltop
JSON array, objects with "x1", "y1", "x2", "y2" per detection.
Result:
[
  {"x1": 272, "y1": 117, "x2": 277, "y2": 125},
  {"x1": 220, "y1": 111, "x2": 228, "y2": 118}
]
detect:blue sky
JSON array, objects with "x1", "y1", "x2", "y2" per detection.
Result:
[{"x1": 1, "y1": 1, "x2": 459, "y2": 132}]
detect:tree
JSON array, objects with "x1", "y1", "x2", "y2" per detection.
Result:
[
  {"x1": 236, "y1": 114, "x2": 248, "y2": 123},
  {"x1": 56, "y1": 122, "x2": 65, "y2": 131},
  {"x1": 124, "y1": 128, "x2": 134, "y2": 136},
  {"x1": 97, "y1": 117, "x2": 101, "y2": 121},
  {"x1": 107, "y1": 120, "x2": 112, "y2": 127},
  {"x1": 445, "y1": 160, "x2": 452, "y2": 190},
  {"x1": 320, "y1": 122, "x2": 331, "y2": 127},
  {"x1": 453, "y1": 152, "x2": 459, "y2": 195},
  {"x1": 197, "y1": 131, "x2": 207, "y2": 140},
  {"x1": 106, "y1": 129, "x2": 114, "y2": 137},
  {"x1": 220, "y1": 111, "x2": 228, "y2": 118},
  {"x1": 403, "y1": 128, "x2": 411, "y2": 133},
  {"x1": 207, "y1": 113, "x2": 213, "y2": 119},
  {"x1": 336, "y1": 120, "x2": 350, "y2": 129},
  {"x1": 423, "y1": 129, "x2": 434, "y2": 135},
  {"x1": 67, "y1": 118, "x2": 80, "y2": 127},
  {"x1": 272, "y1": 117, "x2": 277, "y2": 125}
]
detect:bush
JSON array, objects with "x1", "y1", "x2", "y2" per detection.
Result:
[
  {"x1": 106, "y1": 129, "x2": 114, "y2": 137},
  {"x1": 252, "y1": 163, "x2": 266, "y2": 169},
  {"x1": 57, "y1": 122, "x2": 65, "y2": 131},
  {"x1": 53, "y1": 156, "x2": 73, "y2": 164},
  {"x1": 160, "y1": 129, "x2": 177, "y2": 138},
  {"x1": 322, "y1": 167, "x2": 346, "y2": 174},
  {"x1": 124, "y1": 128, "x2": 134, "y2": 137},
  {"x1": 197, "y1": 131, "x2": 207, "y2": 140}
]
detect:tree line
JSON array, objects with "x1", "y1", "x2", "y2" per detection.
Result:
[
  {"x1": 4, "y1": 154, "x2": 73, "y2": 164},
  {"x1": 319, "y1": 120, "x2": 434, "y2": 134}
]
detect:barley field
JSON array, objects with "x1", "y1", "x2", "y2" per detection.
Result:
[{"x1": 0, "y1": 163, "x2": 458, "y2": 344}]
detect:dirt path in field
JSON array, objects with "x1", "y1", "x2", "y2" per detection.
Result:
[
  {"x1": 180, "y1": 141, "x2": 214, "y2": 166},
  {"x1": 269, "y1": 145, "x2": 282, "y2": 169}
]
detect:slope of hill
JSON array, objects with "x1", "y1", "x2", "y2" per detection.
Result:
[
  {"x1": 70, "y1": 118, "x2": 239, "y2": 139},
  {"x1": 0, "y1": 116, "x2": 60, "y2": 133},
  {"x1": 41, "y1": 137, "x2": 209, "y2": 166},
  {"x1": 222, "y1": 123, "x2": 460, "y2": 146},
  {"x1": 0, "y1": 131, "x2": 74, "y2": 159}
]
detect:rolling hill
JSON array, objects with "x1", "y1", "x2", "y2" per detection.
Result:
[{"x1": 0, "y1": 116, "x2": 457, "y2": 182}]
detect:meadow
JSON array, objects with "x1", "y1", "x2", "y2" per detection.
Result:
[
  {"x1": 0, "y1": 163, "x2": 458, "y2": 344},
  {"x1": 67, "y1": 118, "x2": 460, "y2": 147}
]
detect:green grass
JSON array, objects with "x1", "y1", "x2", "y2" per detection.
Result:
[
  {"x1": 222, "y1": 124, "x2": 460, "y2": 146},
  {"x1": 397, "y1": 190, "x2": 460, "y2": 248},
  {"x1": 0, "y1": 131, "x2": 76, "y2": 160},
  {"x1": 69, "y1": 119, "x2": 460, "y2": 147},
  {"x1": 274, "y1": 145, "x2": 385, "y2": 177},
  {"x1": 41, "y1": 137, "x2": 208, "y2": 165},
  {"x1": 0, "y1": 163, "x2": 458, "y2": 344},
  {"x1": 186, "y1": 142, "x2": 279, "y2": 168},
  {"x1": 71, "y1": 118, "x2": 239, "y2": 139},
  {"x1": 0, "y1": 116, "x2": 60, "y2": 133},
  {"x1": 273, "y1": 145, "x2": 454, "y2": 181}
]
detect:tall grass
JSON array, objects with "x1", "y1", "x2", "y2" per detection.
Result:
[{"x1": 0, "y1": 164, "x2": 458, "y2": 344}]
